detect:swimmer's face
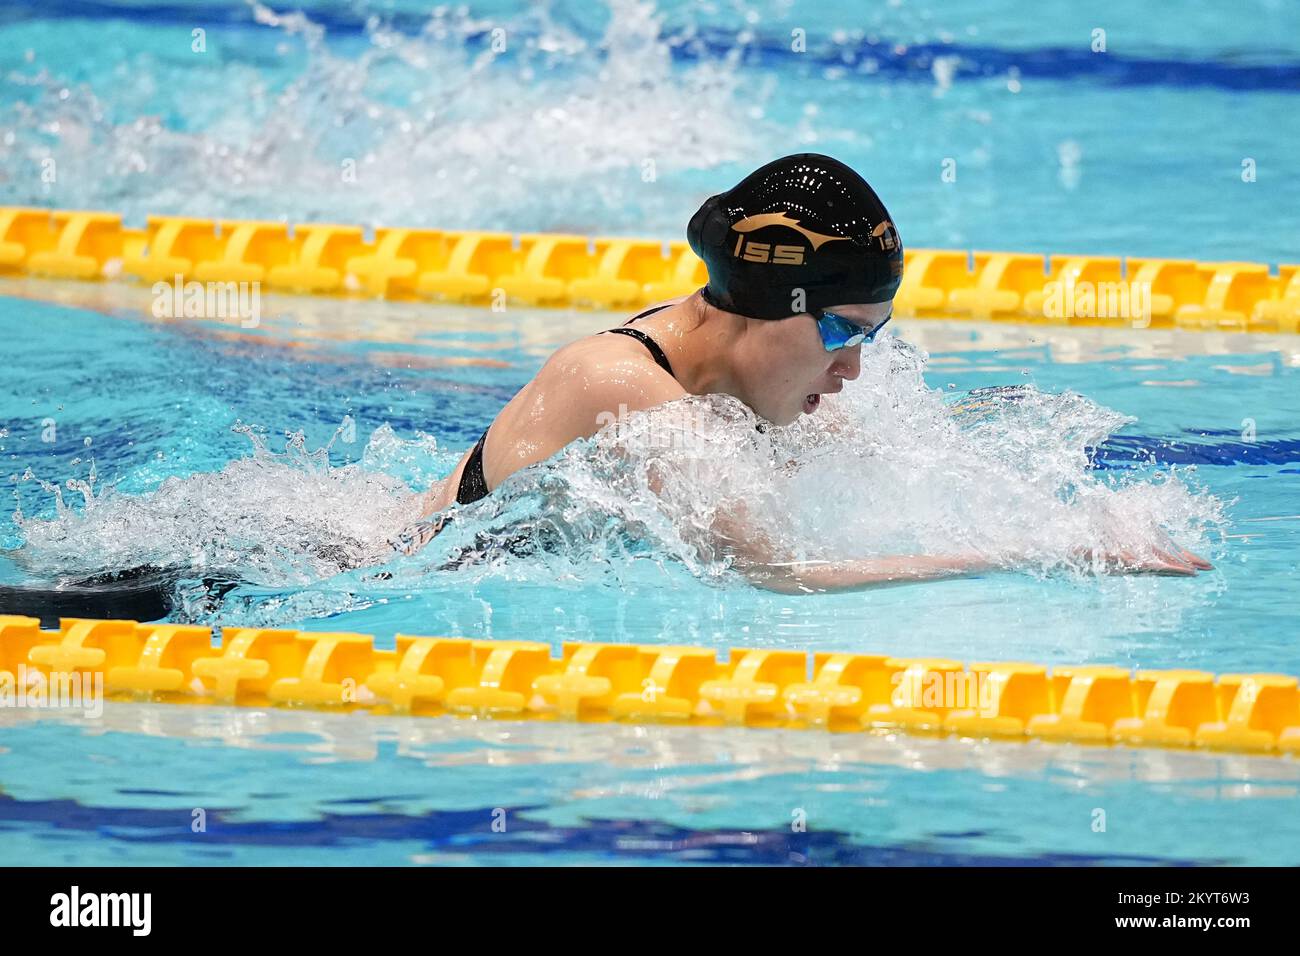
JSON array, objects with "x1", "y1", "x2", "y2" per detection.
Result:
[{"x1": 745, "y1": 301, "x2": 893, "y2": 426}]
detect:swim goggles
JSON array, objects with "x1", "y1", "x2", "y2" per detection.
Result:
[{"x1": 814, "y1": 309, "x2": 892, "y2": 351}]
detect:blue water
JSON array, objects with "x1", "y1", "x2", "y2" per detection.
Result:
[
  {"x1": 1, "y1": 0, "x2": 1298, "y2": 260},
  {"x1": 2, "y1": 284, "x2": 1297, "y2": 865},
  {"x1": 5, "y1": 703, "x2": 1298, "y2": 866},
  {"x1": 2, "y1": 0, "x2": 1300, "y2": 866}
]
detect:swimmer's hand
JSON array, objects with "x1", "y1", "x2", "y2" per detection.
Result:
[
  {"x1": 389, "y1": 514, "x2": 450, "y2": 556},
  {"x1": 1071, "y1": 545, "x2": 1213, "y2": 576}
]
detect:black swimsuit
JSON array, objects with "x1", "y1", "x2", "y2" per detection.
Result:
[{"x1": 454, "y1": 303, "x2": 678, "y2": 505}]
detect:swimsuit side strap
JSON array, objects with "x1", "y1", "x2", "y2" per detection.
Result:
[{"x1": 454, "y1": 427, "x2": 492, "y2": 505}]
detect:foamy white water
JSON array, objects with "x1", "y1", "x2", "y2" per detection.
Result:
[{"x1": 0, "y1": 0, "x2": 757, "y2": 232}]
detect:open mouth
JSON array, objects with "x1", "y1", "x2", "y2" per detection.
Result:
[{"x1": 803, "y1": 393, "x2": 821, "y2": 414}]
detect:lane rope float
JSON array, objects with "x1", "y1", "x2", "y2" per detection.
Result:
[
  {"x1": 0, "y1": 206, "x2": 1297, "y2": 332},
  {"x1": 2, "y1": 615, "x2": 1297, "y2": 756}
]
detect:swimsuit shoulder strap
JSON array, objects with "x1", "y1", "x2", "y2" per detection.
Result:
[
  {"x1": 623, "y1": 302, "x2": 675, "y2": 325},
  {"x1": 599, "y1": 301, "x2": 677, "y2": 378},
  {"x1": 601, "y1": 327, "x2": 675, "y2": 379}
]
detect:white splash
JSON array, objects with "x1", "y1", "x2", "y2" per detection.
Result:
[
  {"x1": 0, "y1": 0, "x2": 759, "y2": 233},
  {"x1": 13, "y1": 423, "x2": 435, "y2": 584}
]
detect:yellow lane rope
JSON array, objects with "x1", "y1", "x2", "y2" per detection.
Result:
[
  {"x1": 1, "y1": 207, "x2": 1296, "y2": 331},
  {"x1": 2, "y1": 616, "x2": 1297, "y2": 756}
]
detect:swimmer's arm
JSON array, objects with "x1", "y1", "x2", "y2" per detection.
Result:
[
  {"x1": 708, "y1": 502, "x2": 996, "y2": 594},
  {"x1": 741, "y1": 546, "x2": 1211, "y2": 592},
  {"x1": 735, "y1": 554, "x2": 997, "y2": 594},
  {"x1": 711, "y1": 506, "x2": 1211, "y2": 593},
  {"x1": 723, "y1": 526, "x2": 1209, "y2": 594},
  {"x1": 733, "y1": 548, "x2": 997, "y2": 594}
]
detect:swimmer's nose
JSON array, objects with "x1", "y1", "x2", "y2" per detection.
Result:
[{"x1": 831, "y1": 344, "x2": 862, "y2": 381}]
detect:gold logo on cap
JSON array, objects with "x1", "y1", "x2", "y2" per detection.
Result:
[
  {"x1": 871, "y1": 220, "x2": 898, "y2": 252},
  {"x1": 730, "y1": 211, "x2": 848, "y2": 250}
]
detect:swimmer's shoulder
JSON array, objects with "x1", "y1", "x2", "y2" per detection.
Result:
[
  {"x1": 544, "y1": 320, "x2": 684, "y2": 393},
  {"x1": 468, "y1": 307, "x2": 693, "y2": 493},
  {"x1": 507, "y1": 324, "x2": 684, "y2": 445}
]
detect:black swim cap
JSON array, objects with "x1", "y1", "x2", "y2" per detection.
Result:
[{"x1": 687, "y1": 153, "x2": 903, "y2": 320}]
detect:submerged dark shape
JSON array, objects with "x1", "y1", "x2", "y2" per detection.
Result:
[{"x1": 0, "y1": 565, "x2": 236, "y2": 629}]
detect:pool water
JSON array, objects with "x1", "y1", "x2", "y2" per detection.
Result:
[
  {"x1": 5, "y1": 701, "x2": 1300, "y2": 866},
  {"x1": 1, "y1": 0, "x2": 1299, "y2": 260},
  {"x1": 2, "y1": 281, "x2": 1298, "y2": 865},
  {"x1": 2, "y1": 0, "x2": 1300, "y2": 865}
]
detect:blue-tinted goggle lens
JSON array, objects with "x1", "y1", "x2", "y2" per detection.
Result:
[{"x1": 815, "y1": 310, "x2": 891, "y2": 351}]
